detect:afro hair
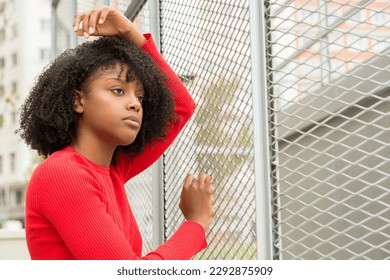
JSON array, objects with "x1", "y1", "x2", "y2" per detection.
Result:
[{"x1": 17, "y1": 36, "x2": 176, "y2": 163}]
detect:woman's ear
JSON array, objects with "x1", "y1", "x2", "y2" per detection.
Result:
[{"x1": 74, "y1": 90, "x2": 85, "y2": 113}]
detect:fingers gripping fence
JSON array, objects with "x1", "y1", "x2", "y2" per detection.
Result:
[{"x1": 52, "y1": 0, "x2": 390, "y2": 259}]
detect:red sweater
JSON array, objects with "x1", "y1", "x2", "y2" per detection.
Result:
[{"x1": 25, "y1": 34, "x2": 205, "y2": 260}]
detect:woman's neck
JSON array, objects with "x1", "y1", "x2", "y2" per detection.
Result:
[{"x1": 71, "y1": 135, "x2": 115, "y2": 168}]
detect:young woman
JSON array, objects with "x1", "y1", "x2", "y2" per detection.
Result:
[{"x1": 18, "y1": 6, "x2": 213, "y2": 260}]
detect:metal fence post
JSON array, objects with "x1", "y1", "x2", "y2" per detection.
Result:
[
  {"x1": 249, "y1": 0, "x2": 274, "y2": 260},
  {"x1": 148, "y1": 0, "x2": 164, "y2": 248},
  {"x1": 70, "y1": 0, "x2": 77, "y2": 48},
  {"x1": 51, "y1": 2, "x2": 58, "y2": 58}
]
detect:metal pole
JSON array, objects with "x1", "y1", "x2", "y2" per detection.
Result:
[
  {"x1": 124, "y1": 0, "x2": 147, "y2": 22},
  {"x1": 148, "y1": 0, "x2": 161, "y2": 50},
  {"x1": 249, "y1": 0, "x2": 274, "y2": 260},
  {"x1": 51, "y1": 3, "x2": 58, "y2": 58},
  {"x1": 69, "y1": 0, "x2": 78, "y2": 48},
  {"x1": 148, "y1": 0, "x2": 164, "y2": 247}
]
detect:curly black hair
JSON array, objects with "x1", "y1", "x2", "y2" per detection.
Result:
[{"x1": 17, "y1": 36, "x2": 176, "y2": 163}]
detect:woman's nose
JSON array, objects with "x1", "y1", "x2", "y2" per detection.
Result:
[{"x1": 126, "y1": 93, "x2": 142, "y2": 112}]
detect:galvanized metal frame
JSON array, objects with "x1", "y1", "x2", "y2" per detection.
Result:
[
  {"x1": 147, "y1": 0, "x2": 165, "y2": 249},
  {"x1": 249, "y1": 0, "x2": 274, "y2": 259}
]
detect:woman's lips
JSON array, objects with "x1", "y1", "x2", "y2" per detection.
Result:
[{"x1": 122, "y1": 115, "x2": 141, "y2": 128}]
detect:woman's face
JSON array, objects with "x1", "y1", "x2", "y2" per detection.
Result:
[{"x1": 74, "y1": 62, "x2": 144, "y2": 148}]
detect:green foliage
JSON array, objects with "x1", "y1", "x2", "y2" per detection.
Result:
[
  {"x1": 192, "y1": 77, "x2": 256, "y2": 259},
  {"x1": 194, "y1": 77, "x2": 252, "y2": 181},
  {"x1": 0, "y1": 89, "x2": 19, "y2": 109},
  {"x1": 195, "y1": 78, "x2": 240, "y2": 128}
]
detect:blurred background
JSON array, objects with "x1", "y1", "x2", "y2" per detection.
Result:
[{"x1": 0, "y1": 0, "x2": 389, "y2": 260}]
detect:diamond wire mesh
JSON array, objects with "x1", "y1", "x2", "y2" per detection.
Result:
[
  {"x1": 267, "y1": 0, "x2": 390, "y2": 259},
  {"x1": 125, "y1": 168, "x2": 154, "y2": 254},
  {"x1": 159, "y1": 0, "x2": 257, "y2": 260}
]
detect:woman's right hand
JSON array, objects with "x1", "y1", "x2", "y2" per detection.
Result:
[
  {"x1": 179, "y1": 173, "x2": 214, "y2": 232},
  {"x1": 73, "y1": 6, "x2": 146, "y2": 47}
]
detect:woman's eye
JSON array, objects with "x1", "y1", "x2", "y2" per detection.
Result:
[
  {"x1": 112, "y1": 88, "x2": 125, "y2": 95},
  {"x1": 137, "y1": 95, "x2": 144, "y2": 104}
]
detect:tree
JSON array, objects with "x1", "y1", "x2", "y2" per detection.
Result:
[{"x1": 194, "y1": 76, "x2": 256, "y2": 259}]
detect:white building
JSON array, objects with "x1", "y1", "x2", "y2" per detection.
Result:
[{"x1": 0, "y1": 0, "x2": 51, "y2": 226}]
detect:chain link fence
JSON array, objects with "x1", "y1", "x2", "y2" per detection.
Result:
[{"x1": 52, "y1": 0, "x2": 389, "y2": 260}]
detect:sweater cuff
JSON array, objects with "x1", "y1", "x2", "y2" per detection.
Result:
[
  {"x1": 140, "y1": 33, "x2": 157, "y2": 53},
  {"x1": 182, "y1": 220, "x2": 208, "y2": 248},
  {"x1": 156, "y1": 220, "x2": 208, "y2": 260}
]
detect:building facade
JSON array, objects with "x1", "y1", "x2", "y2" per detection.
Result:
[{"x1": 0, "y1": 0, "x2": 51, "y2": 227}]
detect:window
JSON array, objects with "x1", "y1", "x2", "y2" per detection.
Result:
[
  {"x1": 40, "y1": 48, "x2": 51, "y2": 60},
  {"x1": 0, "y1": 189, "x2": 6, "y2": 206},
  {"x1": 10, "y1": 153, "x2": 15, "y2": 173},
  {"x1": 11, "y1": 52, "x2": 17, "y2": 66},
  {"x1": 11, "y1": 111, "x2": 17, "y2": 124},
  {"x1": 40, "y1": 19, "x2": 51, "y2": 31},
  {"x1": 11, "y1": 23, "x2": 17, "y2": 39},
  {"x1": 15, "y1": 189, "x2": 22, "y2": 205},
  {"x1": 11, "y1": 81, "x2": 17, "y2": 94},
  {"x1": 0, "y1": 29, "x2": 5, "y2": 44}
]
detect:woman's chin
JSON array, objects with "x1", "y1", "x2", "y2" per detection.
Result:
[{"x1": 118, "y1": 137, "x2": 137, "y2": 147}]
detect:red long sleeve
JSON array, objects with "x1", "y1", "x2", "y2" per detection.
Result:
[{"x1": 25, "y1": 35, "x2": 205, "y2": 260}]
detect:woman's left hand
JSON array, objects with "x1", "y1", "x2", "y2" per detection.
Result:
[{"x1": 73, "y1": 6, "x2": 146, "y2": 47}]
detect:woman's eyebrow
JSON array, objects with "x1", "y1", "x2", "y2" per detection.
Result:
[
  {"x1": 105, "y1": 73, "x2": 128, "y2": 81},
  {"x1": 105, "y1": 77, "x2": 124, "y2": 81}
]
